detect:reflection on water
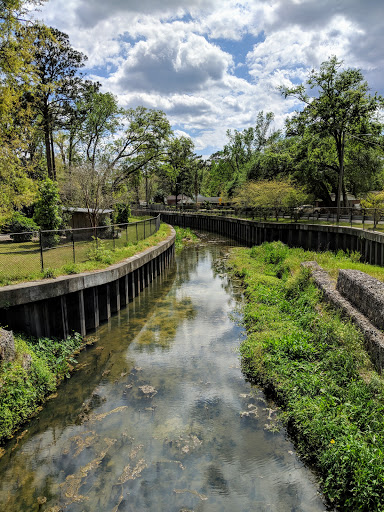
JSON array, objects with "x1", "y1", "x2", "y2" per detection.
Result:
[{"x1": 0, "y1": 238, "x2": 327, "y2": 512}]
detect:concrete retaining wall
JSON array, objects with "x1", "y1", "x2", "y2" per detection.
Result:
[
  {"x1": 0, "y1": 228, "x2": 176, "y2": 339},
  {"x1": 134, "y1": 211, "x2": 384, "y2": 267}
]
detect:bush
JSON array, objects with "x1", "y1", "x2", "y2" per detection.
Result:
[
  {"x1": 7, "y1": 213, "x2": 39, "y2": 242},
  {"x1": 114, "y1": 203, "x2": 131, "y2": 224},
  {"x1": 33, "y1": 179, "x2": 62, "y2": 247}
]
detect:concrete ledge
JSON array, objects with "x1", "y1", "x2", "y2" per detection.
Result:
[
  {"x1": 302, "y1": 262, "x2": 384, "y2": 372},
  {"x1": 0, "y1": 228, "x2": 175, "y2": 308},
  {"x1": 0, "y1": 227, "x2": 176, "y2": 338}
]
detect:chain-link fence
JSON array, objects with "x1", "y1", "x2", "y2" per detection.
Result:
[{"x1": 0, "y1": 215, "x2": 161, "y2": 285}]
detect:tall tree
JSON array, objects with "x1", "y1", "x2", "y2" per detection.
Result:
[
  {"x1": 162, "y1": 136, "x2": 195, "y2": 206},
  {"x1": 280, "y1": 56, "x2": 384, "y2": 219},
  {"x1": 0, "y1": 1, "x2": 46, "y2": 215},
  {"x1": 24, "y1": 24, "x2": 87, "y2": 180}
]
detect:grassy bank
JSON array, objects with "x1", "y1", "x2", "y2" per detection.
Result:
[
  {"x1": 0, "y1": 332, "x2": 84, "y2": 446},
  {"x1": 228, "y1": 242, "x2": 384, "y2": 511},
  {"x1": 0, "y1": 222, "x2": 171, "y2": 286}
]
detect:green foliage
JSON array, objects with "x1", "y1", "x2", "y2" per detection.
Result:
[
  {"x1": 281, "y1": 56, "x2": 384, "y2": 212},
  {"x1": 42, "y1": 267, "x2": 55, "y2": 279},
  {"x1": 234, "y1": 179, "x2": 307, "y2": 218},
  {"x1": 114, "y1": 203, "x2": 131, "y2": 224},
  {"x1": 174, "y1": 226, "x2": 199, "y2": 252},
  {"x1": 33, "y1": 179, "x2": 62, "y2": 247},
  {"x1": 229, "y1": 242, "x2": 384, "y2": 510},
  {"x1": 0, "y1": 332, "x2": 83, "y2": 441},
  {"x1": 62, "y1": 263, "x2": 79, "y2": 274},
  {"x1": 34, "y1": 179, "x2": 62, "y2": 230},
  {"x1": 6, "y1": 212, "x2": 38, "y2": 242},
  {"x1": 87, "y1": 238, "x2": 113, "y2": 264}
]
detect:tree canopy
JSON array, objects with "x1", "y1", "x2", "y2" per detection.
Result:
[{"x1": 280, "y1": 56, "x2": 384, "y2": 217}]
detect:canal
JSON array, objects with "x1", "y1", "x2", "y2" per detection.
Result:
[{"x1": 0, "y1": 237, "x2": 327, "y2": 511}]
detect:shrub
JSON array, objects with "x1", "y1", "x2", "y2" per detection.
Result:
[
  {"x1": 33, "y1": 179, "x2": 62, "y2": 247},
  {"x1": 114, "y1": 203, "x2": 131, "y2": 224},
  {"x1": 7, "y1": 213, "x2": 39, "y2": 242}
]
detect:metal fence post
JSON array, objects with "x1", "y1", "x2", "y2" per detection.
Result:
[
  {"x1": 72, "y1": 229, "x2": 76, "y2": 263},
  {"x1": 136, "y1": 222, "x2": 138, "y2": 241},
  {"x1": 144, "y1": 220, "x2": 146, "y2": 239},
  {"x1": 112, "y1": 223, "x2": 116, "y2": 250},
  {"x1": 39, "y1": 230, "x2": 44, "y2": 272},
  {"x1": 126, "y1": 224, "x2": 128, "y2": 244}
]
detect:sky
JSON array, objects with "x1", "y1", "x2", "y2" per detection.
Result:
[{"x1": 38, "y1": 0, "x2": 384, "y2": 157}]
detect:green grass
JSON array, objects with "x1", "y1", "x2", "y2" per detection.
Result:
[
  {"x1": 228, "y1": 241, "x2": 384, "y2": 511},
  {"x1": 0, "y1": 332, "x2": 83, "y2": 443},
  {"x1": 0, "y1": 222, "x2": 170, "y2": 286},
  {"x1": 174, "y1": 226, "x2": 199, "y2": 252}
]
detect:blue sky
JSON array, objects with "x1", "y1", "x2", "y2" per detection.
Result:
[{"x1": 39, "y1": 0, "x2": 384, "y2": 157}]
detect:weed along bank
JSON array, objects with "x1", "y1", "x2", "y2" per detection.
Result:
[{"x1": 0, "y1": 229, "x2": 175, "y2": 338}]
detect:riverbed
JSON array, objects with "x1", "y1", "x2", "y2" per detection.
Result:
[{"x1": 0, "y1": 238, "x2": 327, "y2": 511}]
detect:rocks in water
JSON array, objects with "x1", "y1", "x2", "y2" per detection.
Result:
[{"x1": 0, "y1": 328, "x2": 15, "y2": 362}]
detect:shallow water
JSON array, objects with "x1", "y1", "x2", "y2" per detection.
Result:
[{"x1": 0, "y1": 239, "x2": 327, "y2": 512}]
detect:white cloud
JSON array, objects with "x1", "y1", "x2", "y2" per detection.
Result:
[
  {"x1": 108, "y1": 29, "x2": 233, "y2": 95},
  {"x1": 38, "y1": 0, "x2": 384, "y2": 155}
]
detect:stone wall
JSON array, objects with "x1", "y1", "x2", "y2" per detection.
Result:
[
  {"x1": 337, "y1": 270, "x2": 384, "y2": 331},
  {"x1": 303, "y1": 262, "x2": 384, "y2": 371},
  {"x1": 0, "y1": 328, "x2": 15, "y2": 362}
]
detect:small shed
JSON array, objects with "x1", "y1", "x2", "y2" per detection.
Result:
[{"x1": 64, "y1": 207, "x2": 113, "y2": 229}]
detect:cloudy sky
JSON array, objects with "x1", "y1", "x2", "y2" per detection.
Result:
[{"x1": 39, "y1": 0, "x2": 384, "y2": 156}]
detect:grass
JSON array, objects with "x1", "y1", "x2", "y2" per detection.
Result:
[
  {"x1": 228, "y1": 241, "x2": 384, "y2": 511},
  {"x1": 0, "y1": 221, "x2": 171, "y2": 286},
  {"x1": 0, "y1": 332, "x2": 84, "y2": 443},
  {"x1": 174, "y1": 226, "x2": 199, "y2": 252}
]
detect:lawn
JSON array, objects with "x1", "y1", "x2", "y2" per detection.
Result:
[{"x1": 0, "y1": 219, "x2": 169, "y2": 286}]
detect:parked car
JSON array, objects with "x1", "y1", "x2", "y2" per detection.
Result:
[{"x1": 294, "y1": 204, "x2": 320, "y2": 215}]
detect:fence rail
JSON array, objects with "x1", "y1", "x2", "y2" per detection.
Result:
[{"x1": 0, "y1": 215, "x2": 161, "y2": 285}]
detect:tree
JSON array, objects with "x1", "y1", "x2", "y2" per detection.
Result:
[
  {"x1": 0, "y1": 1, "x2": 46, "y2": 216},
  {"x1": 280, "y1": 56, "x2": 384, "y2": 219},
  {"x1": 208, "y1": 112, "x2": 279, "y2": 196},
  {"x1": 77, "y1": 89, "x2": 120, "y2": 170},
  {"x1": 162, "y1": 136, "x2": 195, "y2": 207},
  {"x1": 64, "y1": 163, "x2": 114, "y2": 227},
  {"x1": 34, "y1": 178, "x2": 62, "y2": 245},
  {"x1": 234, "y1": 179, "x2": 307, "y2": 219},
  {"x1": 109, "y1": 107, "x2": 172, "y2": 188},
  {"x1": 24, "y1": 25, "x2": 87, "y2": 179},
  {"x1": 360, "y1": 192, "x2": 384, "y2": 230}
]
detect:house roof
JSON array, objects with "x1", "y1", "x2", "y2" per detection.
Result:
[{"x1": 63, "y1": 207, "x2": 114, "y2": 214}]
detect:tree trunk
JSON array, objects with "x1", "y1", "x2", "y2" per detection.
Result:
[
  {"x1": 336, "y1": 132, "x2": 345, "y2": 222},
  {"x1": 44, "y1": 116, "x2": 52, "y2": 179},
  {"x1": 50, "y1": 125, "x2": 56, "y2": 180}
]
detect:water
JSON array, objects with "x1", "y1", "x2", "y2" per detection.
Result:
[{"x1": 0, "y1": 239, "x2": 327, "y2": 511}]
